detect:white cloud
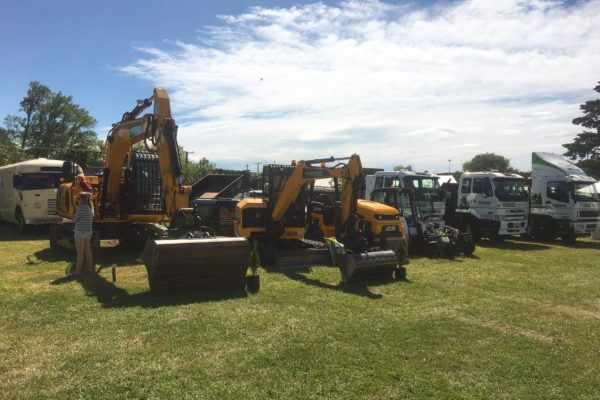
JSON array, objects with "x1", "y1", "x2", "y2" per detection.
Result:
[{"x1": 119, "y1": 0, "x2": 600, "y2": 172}]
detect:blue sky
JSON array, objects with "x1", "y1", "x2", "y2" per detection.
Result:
[
  {"x1": 1, "y1": 0, "x2": 599, "y2": 172},
  {"x1": 1, "y1": 0, "x2": 324, "y2": 130}
]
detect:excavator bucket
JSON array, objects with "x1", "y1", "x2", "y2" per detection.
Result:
[
  {"x1": 143, "y1": 237, "x2": 250, "y2": 294},
  {"x1": 339, "y1": 250, "x2": 399, "y2": 284}
]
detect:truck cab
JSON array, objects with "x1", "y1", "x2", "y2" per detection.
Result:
[
  {"x1": 529, "y1": 152, "x2": 600, "y2": 241},
  {"x1": 453, "y1": 171, "x2": 528, "y2": 239},
  {"x1": 365, "y1": 170, "x2": 445, "y2": 223}
]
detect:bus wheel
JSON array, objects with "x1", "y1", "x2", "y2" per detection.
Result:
[{"x1": 16, "y1": 210, "x2": 28, "y2": 234}]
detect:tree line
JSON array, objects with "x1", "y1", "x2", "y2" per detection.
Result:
[
  {"x1": 1, "y1": 81, "x2": 101, "y2": 166},
  {"x1": 0, "y1": 81, "x2": 215, "y2": 185},
  {"x1": 2, "y1": 80, "x2": 599, "y2": 180}
]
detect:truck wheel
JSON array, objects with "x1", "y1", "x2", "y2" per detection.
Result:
[
  {"x1": 562, "y1": 229, "x2": 577, "y2": 244},
  {"x1": 536, "y1": 219, "x2": 556, "y2": 241}
]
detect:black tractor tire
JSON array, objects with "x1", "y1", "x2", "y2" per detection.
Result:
[
  {"x1": 464, "y1": 222, "x2": 481, "y2": 243},
  {"x1": 461, "y1": 238, "x2": 476, "y2": 256},
  {"x1": 444, "y1": 242, "x2": 456, "y2": 259},
  {"x1": 394, "y1": 266, "x2": 407, "y2": 281}
]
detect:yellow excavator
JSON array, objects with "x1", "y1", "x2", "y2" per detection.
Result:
[
  {"x1": 234, "y1": 155, "x2": 405, "y2": 282},
  {"x1": 51, "y1": 88, "x2": 249, "y2": 294}
]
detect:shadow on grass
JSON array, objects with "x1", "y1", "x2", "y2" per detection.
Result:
[
  {"x1": 283, "y1": 270, "x2": 409, "y2": 299},
  {"x1": 44, "y1": 245, "x2": 247, "y2": 308},
  {"x1": 476, "y1": 239, "x2": 551, "y2": 251},
  {"x1": 0, "y1": 224, "x2": 50, "y2": 242},
  {"x1": 50, "y1": 272, "x2": 248, "y2": 308},
  {"x1": 543, "y1": 240, "x2": 600, "y2": 250}
]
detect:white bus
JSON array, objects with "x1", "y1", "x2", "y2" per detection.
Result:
[{"x1": 0, "y1": 158, "x2": 65, "y2": 232}]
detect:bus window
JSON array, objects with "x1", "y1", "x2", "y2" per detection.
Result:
[{"x1": 15, "y1": 173, "x2": 62, "y2": 190}]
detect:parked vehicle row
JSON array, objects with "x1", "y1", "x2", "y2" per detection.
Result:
[{"x1": 363, "y1": 152, "x2": 600, "y2": 243}]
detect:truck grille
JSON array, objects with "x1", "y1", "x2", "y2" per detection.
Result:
[
  {"x1": 47, "y1": 199, "x2": 57, "y2": 215},
  {"x1": 579, "y1": 210, "x2": 600, "y2": 218}
]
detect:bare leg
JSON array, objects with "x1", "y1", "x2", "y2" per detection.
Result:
[
  {"x1": 74, "y1": 237, "x2": 85, "y2": 274},
  {"x1": 84, "y1": 236, "x2": 93, "y2": 272}
]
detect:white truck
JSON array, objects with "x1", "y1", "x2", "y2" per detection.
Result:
[
  {"x1": 0, "y1": 158, "x2": 65, "y2": 232},
  {"x1": 445, "y1": 171, "x2": 529, "y2": 240},
  {"x1": 365, "y1": 170, "x2": 445, "y2": 223},
  {"x1": 529, "y1": 152, "x2": 600, "y2": 242}
]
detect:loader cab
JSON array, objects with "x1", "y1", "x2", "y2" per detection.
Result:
[
  {"x1": 366, "y1": 170, "x2": 445, "y2": 221},
  {"x1": 370, "y1": 188, "x2": 416, "y2": 225}
]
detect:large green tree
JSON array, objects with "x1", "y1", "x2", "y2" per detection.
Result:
[
  {"x1": 0, "y1": 128, "x2": 26, "y2": 166},
  {"x1": 563, "y1": 82, "x2": 600, "y2": 178},
  {"x1": 393, "y1": 164, "x2": 413, "y2": 171},
  {"x1": 3, "y1": 81, "x2": 99, "y2": 165},
  {"x1": 462, "y1": 153, "x2": 515, "y2": 173}
]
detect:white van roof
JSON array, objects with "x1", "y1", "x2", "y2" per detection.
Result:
[
  {"x1": 0, "y1": 158, "x2": 65, "y2": 173},
  {"x1": 462, "y1": 171, "x2": 525, "y2": 179},
  {"x1": 374, "y1": 170, "x2": 440, "y2": 178}
]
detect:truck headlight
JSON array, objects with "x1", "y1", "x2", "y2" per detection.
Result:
[{"x1": 575, "y1": 224, "x2": 584, "y2": 230}]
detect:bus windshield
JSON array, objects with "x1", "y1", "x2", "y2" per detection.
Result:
[
  {"x1": 402, "y1": 177, "x2": 442, "y2": 201},
  {"x1": 572, "y1": 182, "x2": 600, "y2": 202},
  {"x1": 492, "y1": 178, "x2": 528, "y2": 201},
  {"x1": 17, "y1": 173, "x2": 62, "y2": 190}
]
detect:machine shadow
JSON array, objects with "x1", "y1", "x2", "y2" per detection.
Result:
[
  {"x1": 476, "y1": 239, "x2": 551, "y2": 251},
  {"x1": 45, "y1": 246, "x2": 248, "y2": 308},
  {"x1": 283, "y1": 270, "x2": 408, "y2": 299},
  {"x1": 0, "y1": 225, "x2": 50, "y2": 242},
  {"x1": 542, "y1": 240, "x2": 600, "y2": 250}
]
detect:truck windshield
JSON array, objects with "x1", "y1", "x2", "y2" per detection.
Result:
[
  {"x1": 492, "y1": 178, "x2": 528, "y2": 201},
  {"x1": 402, "y1": 177, "x2": 442, "y2": 201},
  {"x1": 17, "y1": 173, "x2": 62, "y2": 190},
  {"x1": 572, "y1": 182, "x2": 600, "y2": 202}
]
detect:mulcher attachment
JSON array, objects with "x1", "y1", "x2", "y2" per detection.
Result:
[
  {"x1": 325, "y1": 239, "x2": 400, "y2": 283},
  {"x1": 143, "y1": 237, "x2": 250, "y2": 294},
  {"x1": 339, "y1": 250, "x2": 399, "y2": 284}
]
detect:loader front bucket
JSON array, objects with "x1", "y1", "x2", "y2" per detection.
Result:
[
  {"x1": 143, "y1": 237, "x2": 250, "y2": 294},
  {"x1": 339, "y1": 250, "x2": 398, "y2": 284}
]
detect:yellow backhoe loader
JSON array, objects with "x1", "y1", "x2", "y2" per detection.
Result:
[
  {"x1": 234, "y1": 155, "x2": 405, "y2": 282},
  {"x1": 51, "y1": 88, "x2": 249, "y2": 294}
]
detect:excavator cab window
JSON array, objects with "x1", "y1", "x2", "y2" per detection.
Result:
[{"x1": 121, "y1": 151, "x2": 164, "y2": 214}]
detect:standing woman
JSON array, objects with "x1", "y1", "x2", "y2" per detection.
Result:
[{"x1": 73, "y1": 192, "x2": 94, "y2": 275}]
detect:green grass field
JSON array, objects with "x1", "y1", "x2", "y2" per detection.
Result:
[{"x1": 1, "y1": 224, "x2": 599, "y2": 399}]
